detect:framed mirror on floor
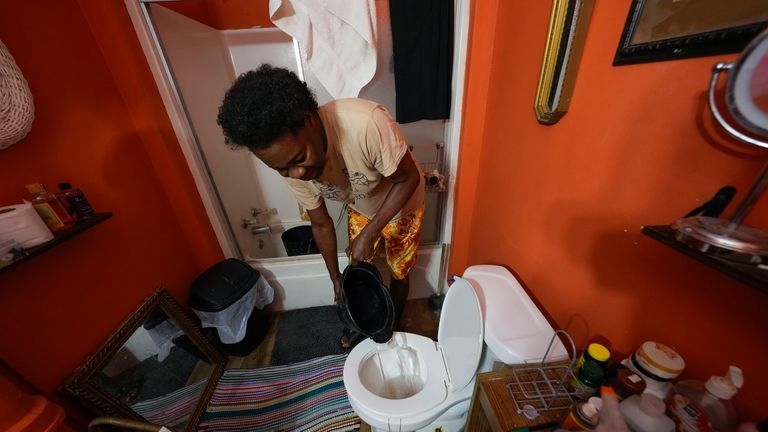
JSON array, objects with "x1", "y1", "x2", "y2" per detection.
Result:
[{"x1": 60, "y1": 288, "x2": 226, "y2": 432}]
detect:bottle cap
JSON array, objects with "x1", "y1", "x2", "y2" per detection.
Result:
[
  {"x1": 705, "y1": 366, "x2": 743, "y2": 400},
  {"x1": 587, "y1": 396, "x2": 603, "y2": 412},
  {"x1": 587, "y1": 343, "x2": 611, "y2": 362},
  {"x1": 581, "y1": 399, "x2": 600, "y2": 422}
]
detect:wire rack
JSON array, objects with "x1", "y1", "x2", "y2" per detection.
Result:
[
  {"x1": 416, "y1": 142, "x2": 447, "y2": 194},
  {"x1": 506, "y1": 330, "x2": 580, "y2": 419}
]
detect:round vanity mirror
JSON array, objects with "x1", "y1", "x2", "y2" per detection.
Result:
[
  {"x1": 674, "y1": 29, "x2": 768, "y2": 259},
  {"x1": 727, "y1": 28, "x2": 768, "y2": 137}
]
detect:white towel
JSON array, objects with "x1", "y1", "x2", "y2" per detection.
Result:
[{"x1": 269, "y1": 0, "x2": 377, "y2": 99}]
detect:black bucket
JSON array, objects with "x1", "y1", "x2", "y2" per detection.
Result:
[
  {"x1": 281, "y1": 225, "x2": 319, "y2": 256},
  {"x1": 338, "y1": 262, "x2": 395, "y2": 344}
]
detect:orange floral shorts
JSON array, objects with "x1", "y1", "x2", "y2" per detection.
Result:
[{"x1": 347, "y1": 205, "x2": 424, "y2": 280}]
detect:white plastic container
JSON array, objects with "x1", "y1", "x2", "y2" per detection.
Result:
[
  {"x1": 668, "y1": 366, "x2": 744, "y2": 432},
  {"x1": 622, "y1": 341, "x2": 685, "y2": 400},
  {"x1": 619, "y1": 393, "x2": 675, "y2": 432}
]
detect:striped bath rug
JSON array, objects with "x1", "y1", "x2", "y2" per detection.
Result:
[
  {"x1": 198, "y1": 354, "x2": 361, "y2": 432},
  {"x1": 132, "y1": 379, "x2": 206, "y2": 429}
]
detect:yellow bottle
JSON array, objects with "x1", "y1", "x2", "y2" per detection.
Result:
[{"x1": 25, "y1": 183, "x2": 75, "y2": 232}]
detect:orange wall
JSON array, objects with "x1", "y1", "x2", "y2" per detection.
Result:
[
  {"x1": 451, "y1": 0, "x2": 768, "y2": 420},
  {"x1": 0, "y1": 0, "x2": 222, "y2": 426}
]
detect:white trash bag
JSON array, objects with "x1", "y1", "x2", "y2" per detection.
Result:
[{"x1": 192, "y1": 277, "x2": 274, "y2": 344}]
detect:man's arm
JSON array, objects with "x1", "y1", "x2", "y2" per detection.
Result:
[
  {"x1": 307, "y1": 201, "x2": 342, "y2": 302},
  {"x1": 347, "y1": 153, "x2": 421, "y2": 264}
]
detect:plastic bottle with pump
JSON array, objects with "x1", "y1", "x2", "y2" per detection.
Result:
[{"x1": 668, "y1": 366, "x2": 744, "y2": 432}]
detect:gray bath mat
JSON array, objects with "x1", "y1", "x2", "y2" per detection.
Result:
[{"x1": 270, "y1": 305, "x2": 348, "y2": 366}]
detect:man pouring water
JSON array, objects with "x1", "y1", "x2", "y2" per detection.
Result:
[{"x1": 217, "y1": 64, "x2": 425, "y2": 348}]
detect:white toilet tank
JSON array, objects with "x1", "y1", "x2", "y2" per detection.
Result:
[{"x1": 461, "y1": 265, "x2": 568, "y2": 370}]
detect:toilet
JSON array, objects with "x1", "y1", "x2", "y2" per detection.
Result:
[{"x1": 342, "y1": 265, "x2": 568, "y2": 432}]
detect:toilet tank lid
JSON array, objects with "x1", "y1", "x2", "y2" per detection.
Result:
[{"x1": 463, "y1": 265, "x2": 568, "y2": 364}]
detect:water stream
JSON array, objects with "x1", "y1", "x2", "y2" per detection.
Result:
[{"x1": 373, "y1": 337, "x2": 423, "y2": 399}]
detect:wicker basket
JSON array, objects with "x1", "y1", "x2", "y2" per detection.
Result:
[{"x1": 0, "y1": 39, "x2": 34, "y2": 149}]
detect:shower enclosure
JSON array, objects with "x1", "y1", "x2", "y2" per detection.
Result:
[{"x1": 125, "y1": 0, "x2": 469, "y2": 309}]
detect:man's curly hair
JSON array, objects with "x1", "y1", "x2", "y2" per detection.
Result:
[{"x1": 217, "y1": 64, "x2": 318, "y2": 151}]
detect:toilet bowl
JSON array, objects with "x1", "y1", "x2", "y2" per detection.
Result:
[{"x1": 343, "y1": 265, "x2": 568, "y2": 432}]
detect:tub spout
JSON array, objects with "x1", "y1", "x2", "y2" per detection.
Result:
[{"x1": 250, "y1": 225, "x2": 272, "y2": 235}]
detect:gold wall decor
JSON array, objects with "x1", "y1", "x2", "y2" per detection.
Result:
[{"x1": 534, "y1": 0, "x2": 595, "y2": 125}]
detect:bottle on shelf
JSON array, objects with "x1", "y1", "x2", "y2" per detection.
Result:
[
  {"x1": 571, "y1": 342, "x2": 610, "y2": 399},
  {"x1": 619, "y1": 393, "x2": 675, "y2": 432},
  {"x1": 25, "y1": 183, "x2": 75, "y2": 232},
  {"x1": 668, "y1": 366, "x2": 744, "y2": 432},
  {"x1": 571, "y1": 360, "x2": 605, "y2": 399},
  {"x1": 56, "y1": 182, "x2": 94, "y2": 219},
  {"x1": 606, "y1": 363, "x2": 646, "y2": 401},
  {"x1": 560, "y1": 397, "x2": 601, "y2": 430},
  {"x1": 623, "y1": 341, "x2": 685, "y2": 400},
  {"x1": 576, "y1": 343, "x2": 611, "y2": 371}
]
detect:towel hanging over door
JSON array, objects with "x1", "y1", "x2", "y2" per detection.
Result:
[
  {"x1": 269, "y1": 0, "x2": 378, "y2": 99},
  {"x1": 389, "y1": 0, "x2": 453, "y2": 124}
]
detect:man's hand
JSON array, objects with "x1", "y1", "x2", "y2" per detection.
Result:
[
  {"x1": 346, "y1": 153, "x2": 420, "y2": 265},
  {"x1": 595, "y1": 390, "x2": 629, "y2": 432},
  {"x1": 346, "y1": 227, "x2": 376, "y2": 265}
]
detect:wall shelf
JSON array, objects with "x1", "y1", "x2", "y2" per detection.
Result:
[
  {"x1": 0, "y1": 212, "x2": 113, "y2": 274},
  {"x1": 641, "y1": 225, "x2": 768, "y2": 294}
]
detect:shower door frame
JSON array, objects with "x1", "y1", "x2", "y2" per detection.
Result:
[{"x1": 124, "y1": 0, "x2": 471, "y2": 305}]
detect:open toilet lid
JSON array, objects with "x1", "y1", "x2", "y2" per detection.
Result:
[{"x1": 438, "y1": 277, "x2": 483, "y2": 391}]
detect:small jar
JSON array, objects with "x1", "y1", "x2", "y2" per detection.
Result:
[
  {"x1": 609, "y1": 366, "x2": 646, "y2": 400},
  {"x1": 624, "y1": 341, "x2": 684, "y2": 400},
  {"x1": 571, "y1": 360, "x2": 604, "y2": 399}
]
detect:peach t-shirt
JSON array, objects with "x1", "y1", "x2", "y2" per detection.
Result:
[{"x1": 284, "y1": 99, "x2": 424, "y2": 220}]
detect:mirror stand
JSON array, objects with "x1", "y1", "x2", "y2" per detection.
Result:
[{"x1": 674, "y1": 33, "x2": 768, "y2": 262}]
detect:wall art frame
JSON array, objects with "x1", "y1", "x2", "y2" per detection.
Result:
[
  {"x1": 613, "y1": 0, "x2": 768, "y2": 66},
  {"x1": 534, "y1": 0, "x2": 596, "y2": 125}
]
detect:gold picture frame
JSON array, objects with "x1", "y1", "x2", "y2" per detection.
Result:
[{"x1": 534, "y1": 0, "x2": 595, "y2": 125}]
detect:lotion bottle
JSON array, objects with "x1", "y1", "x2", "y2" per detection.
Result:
[
  {"x1": 669, "y1": 366, "x2": 743, "y2": 432},
  {"x1": 57, "y1": 182, "x2": 94, "y2": 218}
]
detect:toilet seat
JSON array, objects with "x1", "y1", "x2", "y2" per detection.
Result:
[
  {"x1": 344, "y1": 333, "x2": 448, "y2": 419},
  {"x1": 343, "y1": 277, "x2": 483, "y2": 429}
]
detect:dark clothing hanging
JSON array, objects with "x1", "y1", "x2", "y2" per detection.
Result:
[{"x1": 389, "y1": 0, "x2": 453, "y2": 124}]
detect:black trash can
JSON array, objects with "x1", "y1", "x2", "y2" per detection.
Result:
[
  {"x1": 281, "y1": 225, "x2": 319, "y2": 256},
  {"x1": 189, "y1": 258, "x2": 270, "y2": 357}
]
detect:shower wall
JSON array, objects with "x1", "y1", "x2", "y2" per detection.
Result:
[{"x1": 152, "y1": 2, "x2": 446, "y2": 259}]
